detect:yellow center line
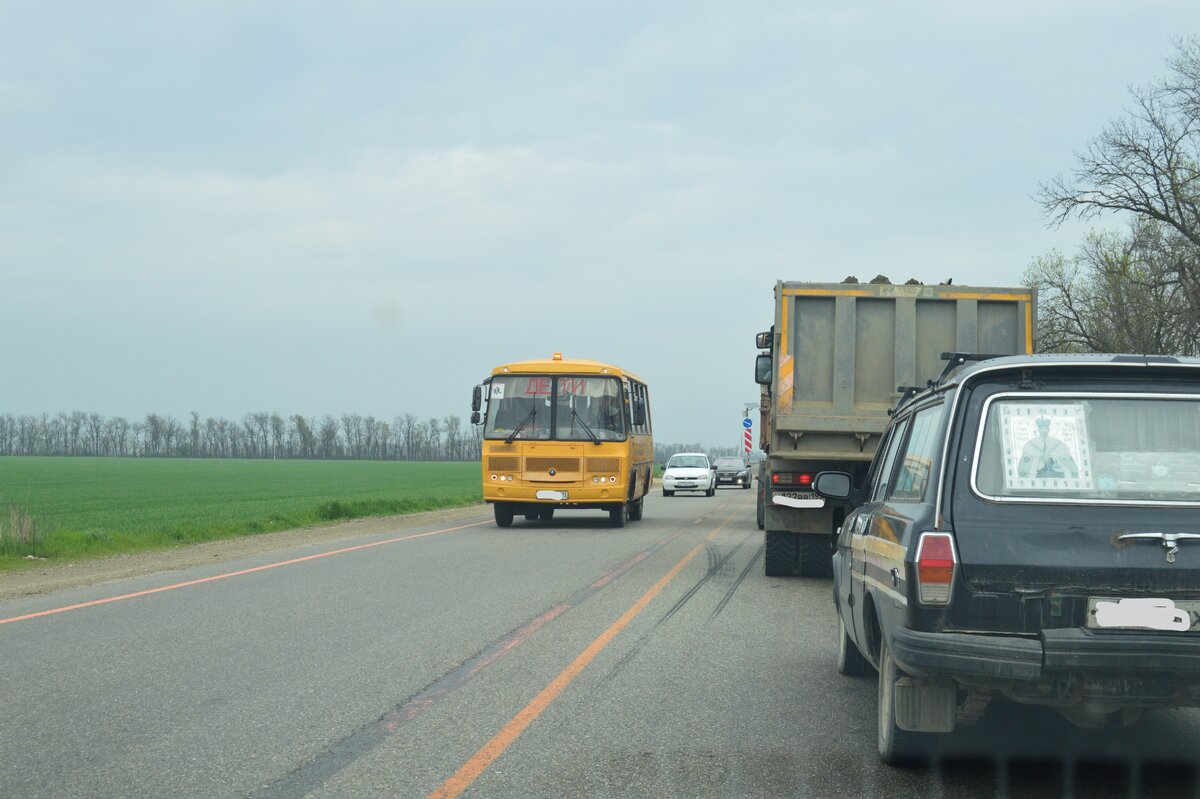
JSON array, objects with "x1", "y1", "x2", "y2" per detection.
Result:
[{"x1": 426, "y1": 510, "x2": 737, "y2": 799}]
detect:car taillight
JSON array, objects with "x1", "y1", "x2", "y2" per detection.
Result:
[
  {"x1": 771, "y1": 472, "x2": 814, "y2": 486},
  {"x1": 915, "y1": 532, "x2": 956, "y2": 605}
]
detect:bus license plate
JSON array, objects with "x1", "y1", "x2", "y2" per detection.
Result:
[{"x1": 536, "y1": 490, "x2": 568, "y2": 501}]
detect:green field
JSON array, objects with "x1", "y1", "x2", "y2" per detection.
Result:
[{"x1": 0, "y1": 457, "x2": 482, "y2": 569}]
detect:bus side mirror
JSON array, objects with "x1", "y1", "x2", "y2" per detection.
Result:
[
  {"x1": 754, "y1": 353, "x2": 772, "y2": 385},
  {"x1": 472, "y1": 385, "x2": 482, "y2": 412},
  {"x1": 633, "y1": 401, "x2": 646, "y2": 426},
  {"x1": 470, "y1": 411, "x2": 481, "y2": 425}
]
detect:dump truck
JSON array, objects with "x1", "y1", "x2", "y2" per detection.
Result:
[{"x1": 753, "y1": 280, "x2": 1036, "y2": 577}]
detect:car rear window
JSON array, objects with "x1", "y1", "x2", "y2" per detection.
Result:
[{"x1": 974, "y1": 394, "x2": 1200, "y2": 504}]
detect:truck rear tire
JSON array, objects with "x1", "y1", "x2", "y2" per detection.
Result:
[
  {"x1": 797, "y1": 534, "x2": 833, "y2": 578},
  {"x1": 763, "y1": 530, "x2": 798, "y2": 576},
  {"x1": 494, "y1": 504, "x2": 514, "y2": 528},
  {"x1": 609, "y1": 505, "x2": 627, "y2": 528},
  {"x1": 756, "y1": 485, "x2": 765, "y2": 529}
]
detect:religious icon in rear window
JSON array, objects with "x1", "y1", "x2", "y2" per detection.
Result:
[{"x1": 999, "y1": 403, "x2": 1093, "y2": 492}]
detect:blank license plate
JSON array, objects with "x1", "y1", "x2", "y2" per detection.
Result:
[
  {"x1": 536, "y1": 490, "x2": 568, "y2": 501},
  {"x1": 1087, "y1": 597, "x2": 1200, "y2": 632}
]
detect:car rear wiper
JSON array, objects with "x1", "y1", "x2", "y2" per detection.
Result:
[
  {"x1": 570, "y1": 407, "x2": 602, "y2": 445},
  {"x1": 505, "y1": 408, "x2": 536, "y2": 444}
]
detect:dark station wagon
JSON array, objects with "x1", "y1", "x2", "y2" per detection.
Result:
[{"x1": 815, "y1": 354, "x2": 1200, "y2": 764}]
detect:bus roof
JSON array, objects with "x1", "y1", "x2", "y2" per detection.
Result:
[{"x1": 490, "y1": 357, "x2": 645, "y2": 383}]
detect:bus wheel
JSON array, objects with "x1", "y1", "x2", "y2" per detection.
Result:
[
  {"x1": 609, "y1": 505, "x2": 627, "y2": 528},
  {"x1": 538, "y1": 508, "x2": 554, "y2": 521},
  {"x1": 494, "y1": 504, "x2": 514, "y2": 528},
  {"x1": 628, "y1": 497, "x2": 644, "y2": 521}
]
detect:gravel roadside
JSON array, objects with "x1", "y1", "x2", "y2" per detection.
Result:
[{"x1": 0, "y1": 503, "x2": 490, "y2": 602}]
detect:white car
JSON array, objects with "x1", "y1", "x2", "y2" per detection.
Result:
[{"x1": 661, "y1": 452, "x2": 716, "y2": 497}]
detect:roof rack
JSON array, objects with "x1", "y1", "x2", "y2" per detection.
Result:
[
  {"x1": 935, "y1": 352, "x2": 1010, "y2": 387},
  {"x1": 890, "y1": 383, "x2": 932, "y2": 416}
]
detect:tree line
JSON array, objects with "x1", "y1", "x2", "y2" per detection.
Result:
[
  {"x1": 0, "y1": 411, "x2": 747, "y2": 463},
  {"x1": 1029, "y1": 38, "x2": 1200, "y2": 353},
  {"x1": 0, "y1": 411, "x2": 484, "y2": 461}
]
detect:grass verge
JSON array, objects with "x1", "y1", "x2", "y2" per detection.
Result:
[{"x1": 0, "y1": 457, "x2": 482, "y2": 570}]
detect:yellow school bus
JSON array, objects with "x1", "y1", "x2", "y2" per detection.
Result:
[{"x1": 472, "y1": 354, "x2": 653, "y2": 528}]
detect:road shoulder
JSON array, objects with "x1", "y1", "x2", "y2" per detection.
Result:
[{"x1": 0, "y1": 504, "x2": 489, "y2": 602}]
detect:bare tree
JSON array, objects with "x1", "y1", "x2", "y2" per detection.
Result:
[
  {"x1": 1039, "y1": 38, "x2": 1200, "y2": 314},
  {"x1": 318, "y1": 415, "x2": 340, "y2": 459},
  {"x1": 398, "y1": 414, "x2": 419, "y2": 460},
  {"x1": 443, "y1": 415, "x2": 461, "y2": 460},
  {"x1": 106, "y1": 416, "x2": 130, "y2": 457},
  {"x1": 425, "y1": 417, "x2": 442, "y2": 460},
  {"x1": 189, "y1": 412, "x2": 201, "y2": 457},
  {"x1": 377, "y1": 421, "x2": 392, "y2": 460},
  {"x1": 86, "y1": 413, "x2": 104, "y2": 456},
  {"x1": 291, "y1": 415, "x2": 315, "y2": 459},
  {"x1": 269, "y1": 413, "x2": 285, "y2": 459},
  {"x1": 1025, "y1": 220, "x2": 1200, "y2": 354}
]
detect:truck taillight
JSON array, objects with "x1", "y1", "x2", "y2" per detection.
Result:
[
  {"x1": 771, "y1": 472, "x2": 813, "y2": 486},
  {"x1": 915, "y1": 532, "x2": 956, "y2": 605}
]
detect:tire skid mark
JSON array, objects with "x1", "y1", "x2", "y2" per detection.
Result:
[
  {"x1": 602, "y1": 531, "x2": 754, "y2": 684},
  {"x1": 709, "y1": 543, "x2": 763, "y2": 621},
  {"x1": 656, "y1": 532, "x2": 753, "y2": 626},
  {"x1": 250, "y1": 527, "x2": 689, "y2": 799}
]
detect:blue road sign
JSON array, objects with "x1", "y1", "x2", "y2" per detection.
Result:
[{"x1": 742, "y1": 418, "x2": 753, "y2": 428}]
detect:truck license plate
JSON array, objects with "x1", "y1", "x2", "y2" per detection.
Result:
[{"x1": 771, "y1": 491, "x2": 825, "y2": 509}]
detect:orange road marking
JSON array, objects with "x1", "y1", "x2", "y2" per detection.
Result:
[
  {"x1": 0, "y1": 519, "x2": 491, "y2": 626},
  {"x1": 426, "y1": 511, "x2": 736, "y2": 799}
]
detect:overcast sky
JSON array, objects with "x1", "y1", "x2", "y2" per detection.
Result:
[{"x1": 3, "y1": 2, "x2": 1198, "y2": 449}]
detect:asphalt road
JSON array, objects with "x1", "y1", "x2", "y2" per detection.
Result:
[{"x1": 3, "y1": 488, "x2": 1199, "y2": 799}]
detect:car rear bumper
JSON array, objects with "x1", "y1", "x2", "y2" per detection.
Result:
[{"x1": 891, "y1": 625, "x2": 1200, "y2": 681}]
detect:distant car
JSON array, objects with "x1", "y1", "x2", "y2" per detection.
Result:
[
  {"x1": 662, "y1": 452, "x2": 716, "y2": 497},
  {"x1": 713, "y1": 457, "x2": 751, "y2": 488},
  {"x1": 816, "y1": 353, "x2": 1200, "y2": 765}
]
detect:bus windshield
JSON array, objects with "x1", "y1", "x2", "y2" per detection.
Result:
[{"x1": 485, "y1": 375, "x2": 626, "y2": 442}]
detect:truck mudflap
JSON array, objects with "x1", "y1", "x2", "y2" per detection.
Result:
[{"x1": 892, "y1": 626, "x2": 1200, "y2": 682}]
